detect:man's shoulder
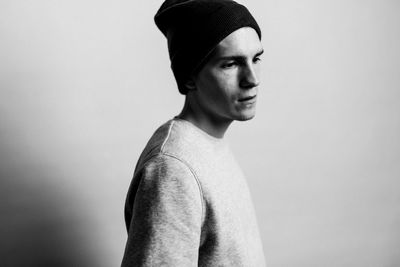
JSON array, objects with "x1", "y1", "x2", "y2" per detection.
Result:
[
  {"x1": 136, "y1": 119, "x2": 192, "y2": 169},
  {"x1": 136, "y1": 117, "x2": 228, "y2": 175}
]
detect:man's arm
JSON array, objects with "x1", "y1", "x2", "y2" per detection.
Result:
[{"x1": 121, "y1": 154, "x2": 203, "y2": 267}]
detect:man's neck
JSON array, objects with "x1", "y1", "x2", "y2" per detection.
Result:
[{"x1": 177, "y1": 98, "x2": 232, "y2": 139}]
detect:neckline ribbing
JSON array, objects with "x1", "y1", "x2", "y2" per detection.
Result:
[{"x1": 172, "y1": 116, "x2": 227, "y2": 144}]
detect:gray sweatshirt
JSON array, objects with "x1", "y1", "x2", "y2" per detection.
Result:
[{"x1": 121, "y1": 118, "x2": 266, "y2": 266}]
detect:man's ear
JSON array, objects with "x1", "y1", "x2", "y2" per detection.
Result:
[{"x1": 185, "y1": 78, "x2": 196, "y2": 91}]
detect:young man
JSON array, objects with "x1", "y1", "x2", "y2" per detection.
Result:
[{"x1": 121, "y1": 0, "x2": 265, "y2": 266}]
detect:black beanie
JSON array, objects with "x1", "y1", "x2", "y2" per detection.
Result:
[{"x1": 154, "y1": 0, "x2": 261, "y2": 94}]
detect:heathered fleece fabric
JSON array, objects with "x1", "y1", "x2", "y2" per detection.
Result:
[{"x1": 121, "y1": 118, "x2": 266, "y2": 266}]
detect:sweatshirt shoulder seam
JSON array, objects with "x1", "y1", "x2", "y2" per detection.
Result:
[
  {"x1": 160, "y1": 120, "x2": 174, "y2": 153},
  {"x1": 160, "y1": 152, "x2": 205, "y2": 226}
]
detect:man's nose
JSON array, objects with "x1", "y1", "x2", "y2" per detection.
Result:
[{"x1": 240, "y1": 64, "x2": 260, "y2": 89}]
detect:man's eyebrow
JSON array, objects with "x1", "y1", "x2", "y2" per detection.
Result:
[{"x1": 216, "y1": 49, "x2": 264, "y2": 61}]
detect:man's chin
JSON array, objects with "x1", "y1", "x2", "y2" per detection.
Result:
[{"x1": 235, "y1": 112, "x2": 256, "y2": 121}]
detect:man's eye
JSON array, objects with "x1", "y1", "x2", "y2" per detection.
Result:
[
  {"x1": 221, "y1": 61, "x2": 237, "y2": 68},
  {"x1": 253, "y1": 57, "x2": 262, "y2": 63}
]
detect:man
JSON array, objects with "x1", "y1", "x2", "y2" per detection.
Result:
[{"x1": 121, "y1": 0, "x2": 265, "y2": 266}]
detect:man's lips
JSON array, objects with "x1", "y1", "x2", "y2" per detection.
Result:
[{"x1": 238, "y1": 95, "x2": 257, "y2": 102}]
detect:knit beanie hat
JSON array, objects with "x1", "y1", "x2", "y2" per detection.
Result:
[{"x1": 154, "y1": 0, "x2": 261, "y2": 94}]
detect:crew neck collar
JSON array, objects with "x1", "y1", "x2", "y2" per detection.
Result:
[{"x1": 172, "y1": 116, "x2": 226, "y2": 143}]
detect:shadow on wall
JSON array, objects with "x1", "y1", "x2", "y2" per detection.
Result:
[{"x1": 0, "y1": 155, "x2": 99, "y2": 267}]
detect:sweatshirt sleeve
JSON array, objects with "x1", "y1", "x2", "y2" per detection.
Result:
[{"x1": 121, "y1": 154, "x2": 203, "y2": 267}]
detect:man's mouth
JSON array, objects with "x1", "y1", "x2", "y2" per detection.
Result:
[{"x1": 238, "y1": 95, "x2": 257, "y2": 102}]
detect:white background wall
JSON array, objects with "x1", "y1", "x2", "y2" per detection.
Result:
[{"x1": 1, "y1": 0, "x2": 399, "y2": 266}]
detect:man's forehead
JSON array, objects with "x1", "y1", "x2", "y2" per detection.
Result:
[{"x1": 214, "y1": 27, "x2": 263, "y2": 58}]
